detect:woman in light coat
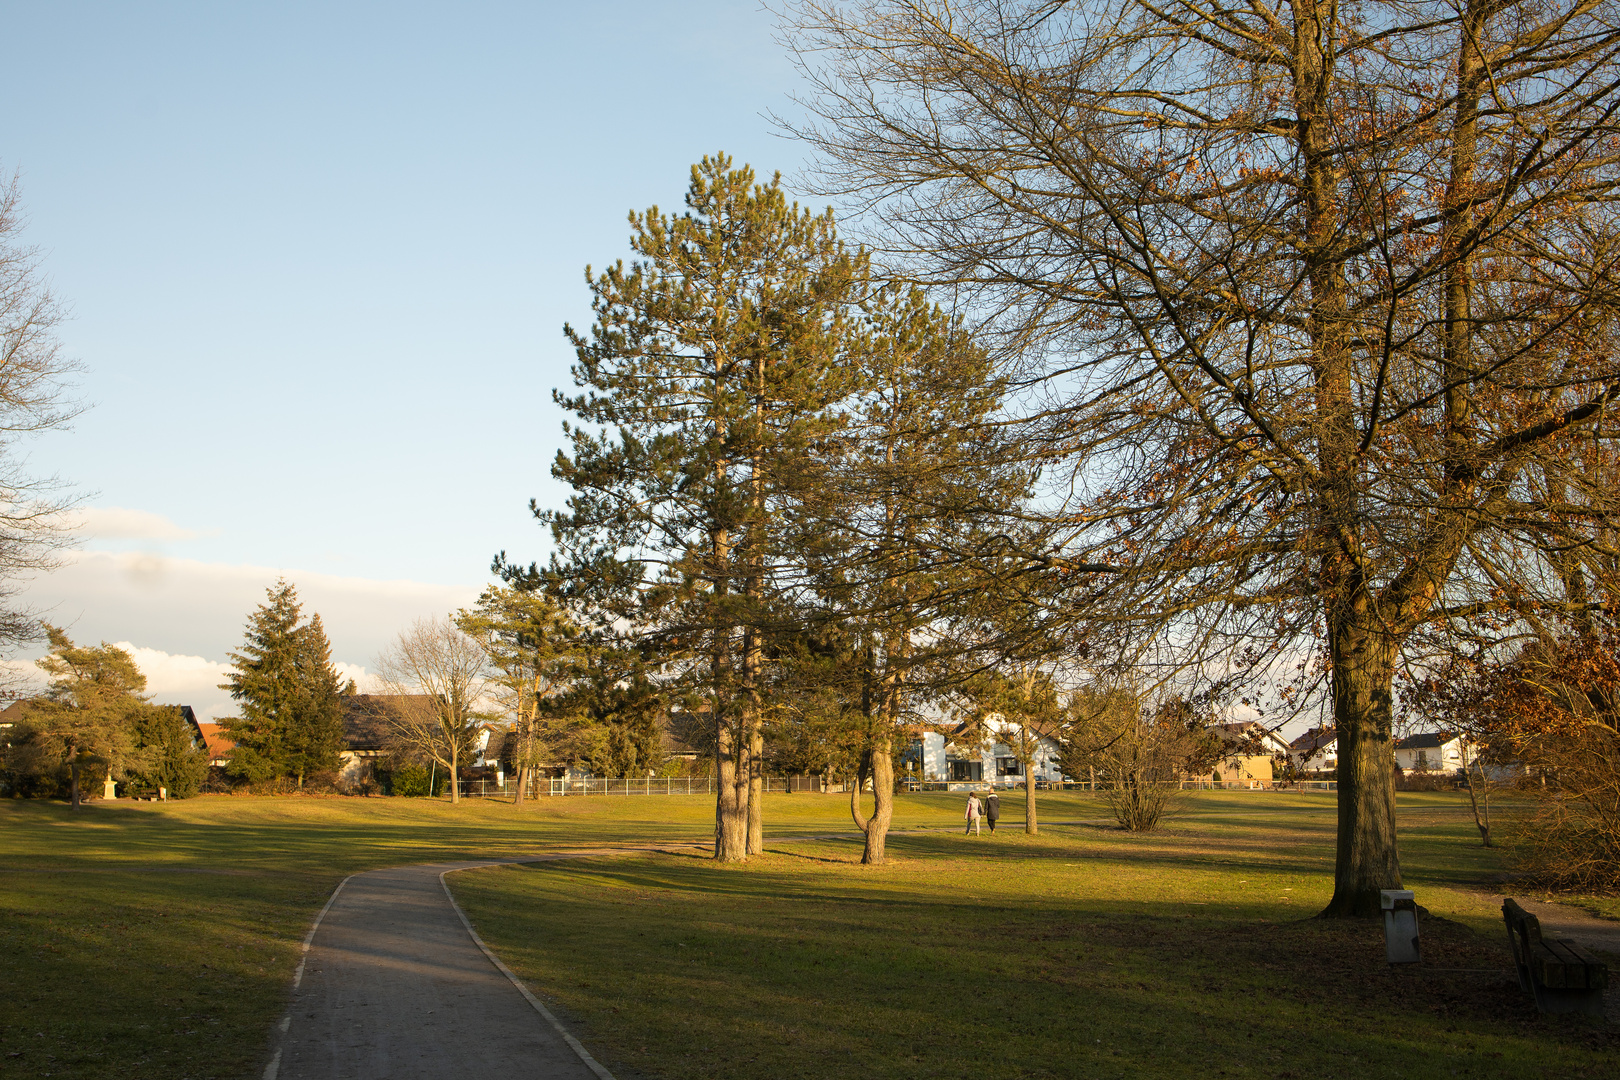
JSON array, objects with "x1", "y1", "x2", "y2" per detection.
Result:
[{"x1": 964, "y1": 792, "x2": 983, "y2": 835}]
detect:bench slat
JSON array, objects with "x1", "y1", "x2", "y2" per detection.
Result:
[{"x1": 1503, "y1": 897, "x2": 1609, "y2": 1009}]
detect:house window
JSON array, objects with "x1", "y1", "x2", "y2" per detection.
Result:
[
  {"x1": 948, "y1": 760, "x2": 983, "y2": 782},
  {"x1": 1416, "y1": 750, "x2": 1429, "y2": 769},
  {"x1": 998, "y1": 757, "x2": 1021, "y2": 776}
]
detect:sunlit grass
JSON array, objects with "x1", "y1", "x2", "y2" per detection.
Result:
[{"x1": 451, "y1": 791, "x2": 1616, "y2": 1080}]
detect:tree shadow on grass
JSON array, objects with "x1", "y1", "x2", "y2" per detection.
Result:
[{"x1": 455, "y1": 851, "x2": 1617, "y2": 1080}]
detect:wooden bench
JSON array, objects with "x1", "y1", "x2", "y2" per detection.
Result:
[{"x1": 1503, "y1": 898, "x2": 1608, "y2": 1017}]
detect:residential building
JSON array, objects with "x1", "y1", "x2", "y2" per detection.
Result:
[
  {"x1": 904, "y1": 720, "x2": 1064, "y2": 786},
  {"x1": 1393, "y1": 731, "x2": 1466, "y2": 774},
  {"x1": 1203, "y1": 721, "x2": 1292, "y2": 783},
  {"x1": 1288, "y1": 726, "x2": 1338, "y2": 772}
]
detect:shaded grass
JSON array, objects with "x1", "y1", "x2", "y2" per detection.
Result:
[{"x1": 450, "y1": 792, "x2": 1616, "y2": 1080}]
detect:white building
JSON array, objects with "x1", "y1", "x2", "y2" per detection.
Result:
[
  {"x1": 1288, "y1": 726, "x2": 1338, "y2": 772},
  {"x1": 909, "y1": 719, "x2": 1064, "y2": 787},
  {"x1": 1393, "y1": 732, "x2": 1466, "y2": 774}
]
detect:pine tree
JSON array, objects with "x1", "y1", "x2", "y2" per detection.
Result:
[
  {"x1": 455, "y1": 585, "x2": 583, "y2": 807},
  {"x1": 791, "y1": 285, "x2": 1027, "y2": 863},
  {"x1": 221, "y1": 580, "x2": 345, "y2": 788},
  {"x1": 542, "y1": 154, "x2": 863, "y2": 860},
  {"x1": 33, "y1": 626, "x2": 148, "y2": 807}
]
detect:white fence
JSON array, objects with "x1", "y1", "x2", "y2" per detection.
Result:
[{"x1": 452, "y1": 775, "x2": 1337, "y2": 798}]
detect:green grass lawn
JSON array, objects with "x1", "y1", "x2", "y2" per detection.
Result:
[
  {"x1": 449, "y1": 791, "x2": 1618, "y2": 1080},
  {"x1": 0, "y1": 790, "x2": 1611, "y2": 1080}
]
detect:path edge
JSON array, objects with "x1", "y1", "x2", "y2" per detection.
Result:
[
  {"x1": 440, "y1": 866, "x2": 619, "y2": 1080},
  {"x1": 263, "y1": 872, "x2": 356, "y2": 1080}
]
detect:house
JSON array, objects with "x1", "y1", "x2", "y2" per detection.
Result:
[
  {"x1": 182, "y1": 708, "x2": 237, "y2": 768},
  {"x1": 1203, "y1": 721, "x2": 1292, "y2": 783},
  {"x1": 0, "y1": 699, "x2": 34, "y2": 730},
  {"x1": 904, "y1": 719, "x2": 1064, "y2": 787},
  {"x1": 1393, "y1": 731, "x2": 1466, "y2": 774},
  {"x1": 337, "y1": 695, "x2": 405, "y2": 786},
  {"x1": 1288, "y1": 726, "x2": 1338, "y2": 772}
]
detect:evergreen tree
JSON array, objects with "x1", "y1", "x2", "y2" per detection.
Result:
[
  {"x1": 126, "y1": 706, "x2": 208, "y2": 799},
  {"x1": 540, "y1": 154, "x2": 863, "y2": 861},
  {"x1": 26, "y1": 627, "x2": 207, "y2": 803},
  {"x1": 455, "y1": 584, "x2": 583, "y2": 806},
  {"x1": 32, "y1": 626, "x2": 147, "y2": 807},
  {"x1": 283, "y1": 614, "x2": 345, "y2": 788},
  {"x1": 221, "y1": 580, "x2": 345, "y2": 788},
  {"x1": 789, "y1": 286, "x2": 1027, "y2": 863}
]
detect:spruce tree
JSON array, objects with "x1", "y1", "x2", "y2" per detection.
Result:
[
  {"x1": 283, "y1": 614, "x2": 345, "y2": 788},
  {"x1": 221, "y1": 580, "x2": 345, "y2": 788}
]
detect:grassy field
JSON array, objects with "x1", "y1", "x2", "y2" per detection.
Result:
[
  {"x1": 0, "y1": 790, "x2": 1612, "y2": 1080},
  {"x1": 0, "y1": 792, "x2": 753, "y2": 1080},
  {"x1": 449, "y1": 791, "x2": 1619, "y2": 1080}
]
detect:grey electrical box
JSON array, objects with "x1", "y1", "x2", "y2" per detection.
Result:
[{"x1": 1381, "y1": 889, "x2": 1420, "y2": 963}]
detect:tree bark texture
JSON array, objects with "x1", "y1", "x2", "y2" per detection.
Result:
[
  {"x1": 743, "y1": 621, "x2": 764, "y2": 857},
  {"x1": 714, "y1": 709, "x2": 748, "y2": 862},
  {"x1": 849, "y1": 746, "x2": 896, "y2": 864},
  {"x1": 1323, "y1": 619, "x2": 1401, "y2": 916}
]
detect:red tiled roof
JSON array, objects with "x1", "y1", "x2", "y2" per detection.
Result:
[{"x1": 195, "y1": 722, "x2": 236, "y2": 762}]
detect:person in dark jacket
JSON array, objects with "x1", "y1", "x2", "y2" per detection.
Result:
[{"x1": 984, "y1": 790, "x2": 1001, "y2": 832}]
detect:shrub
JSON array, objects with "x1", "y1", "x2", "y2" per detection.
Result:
[{"x1": 391, "y1": 762, "x2": 432, "y2": 797}]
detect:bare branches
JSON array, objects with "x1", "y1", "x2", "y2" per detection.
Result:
[
  {"x1": 0, "y1": 171, "x2": 83, "y2": 657},
  {"x1": 373, "y1": 617, "x2": 490, "y2": 804}
]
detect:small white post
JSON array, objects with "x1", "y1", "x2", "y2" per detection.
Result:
[{"x1": 1381, "y1": 889, "x2": 1420, "y2": 963}]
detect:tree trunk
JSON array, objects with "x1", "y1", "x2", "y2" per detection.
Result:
[
  {"x1": 861, "y1": 742, "x2": 895, "y2": 864},
  {"x1": 514, "y1": 763, "x2": 529, "y2": 808},
  {"x1": 747, "y1": 719, "x2": 764, "y2": 855},
  {"x1": 1024, "y1": 772, "x2": 1037, "y2": 835},
  {"x1": 743, "y1": 623, "x2": 764, "y2": 856},
  {"x1": 449, "y1": 746, "x2": 460, "y2": 804},
  {"x1": 1321, "y1": 620, "x2": 1402, "y2": 917},
  {"x1": 1022, "y1": 722, "x2": 1038, "y2": 835},
  {"x1": 714, "y1": 709, "x2": 748, "y2": 861},
  {"x1": 70, "y1": 758, "x2": 81, "y2": 810},
  {"x1": 1461, "y1": 746, "x2": 1492, "y2": 847}
]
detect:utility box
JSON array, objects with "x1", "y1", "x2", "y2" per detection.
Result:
[{"x1": 1382, "y1": 889, "x2": 1420, "y2": 964}]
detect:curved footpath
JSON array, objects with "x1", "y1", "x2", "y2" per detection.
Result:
[{"x1": 265, "y1": 845, "x2": 706, "y2": 1080}]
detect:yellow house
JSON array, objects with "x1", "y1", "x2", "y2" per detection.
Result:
[{"x1": 1203, "y1": 721, "x2": 1292, "y2": 783}]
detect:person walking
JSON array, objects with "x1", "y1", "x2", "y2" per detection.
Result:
[
  {"x1": 984, "y1": 790, "x2": 1001, "y2": 833},
  {"x1": 964, "y1": 791, "x2": 982, "y2": 835}
]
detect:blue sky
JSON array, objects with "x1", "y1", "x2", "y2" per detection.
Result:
[{"x1": 1, "y1": 1, "x2": 815, "y2": 712}]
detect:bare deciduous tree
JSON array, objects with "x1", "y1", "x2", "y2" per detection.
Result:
[
  {"x1": 0, "y1": 171, "x2": 83, "y2": 680},
  {"x1": 374, "y1": 617, "x2": 489, "y2": 804},
  {"x1": 787, "y1": 0, "x2": 1620, "y2": 916}
]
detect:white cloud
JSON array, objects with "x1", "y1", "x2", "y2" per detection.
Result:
[
  {"x1": 111, "y1": 644, "x2": 234, "y2": 718},
  {"x1": 16, "y1": 550, "x2": 482, "y2": 681},
  {"x1": 4, "y1": 643, "x2": 382, "y2": 720},
  {"x1": 68, "y1": 507, "x2": 207, "y2": 541}
]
